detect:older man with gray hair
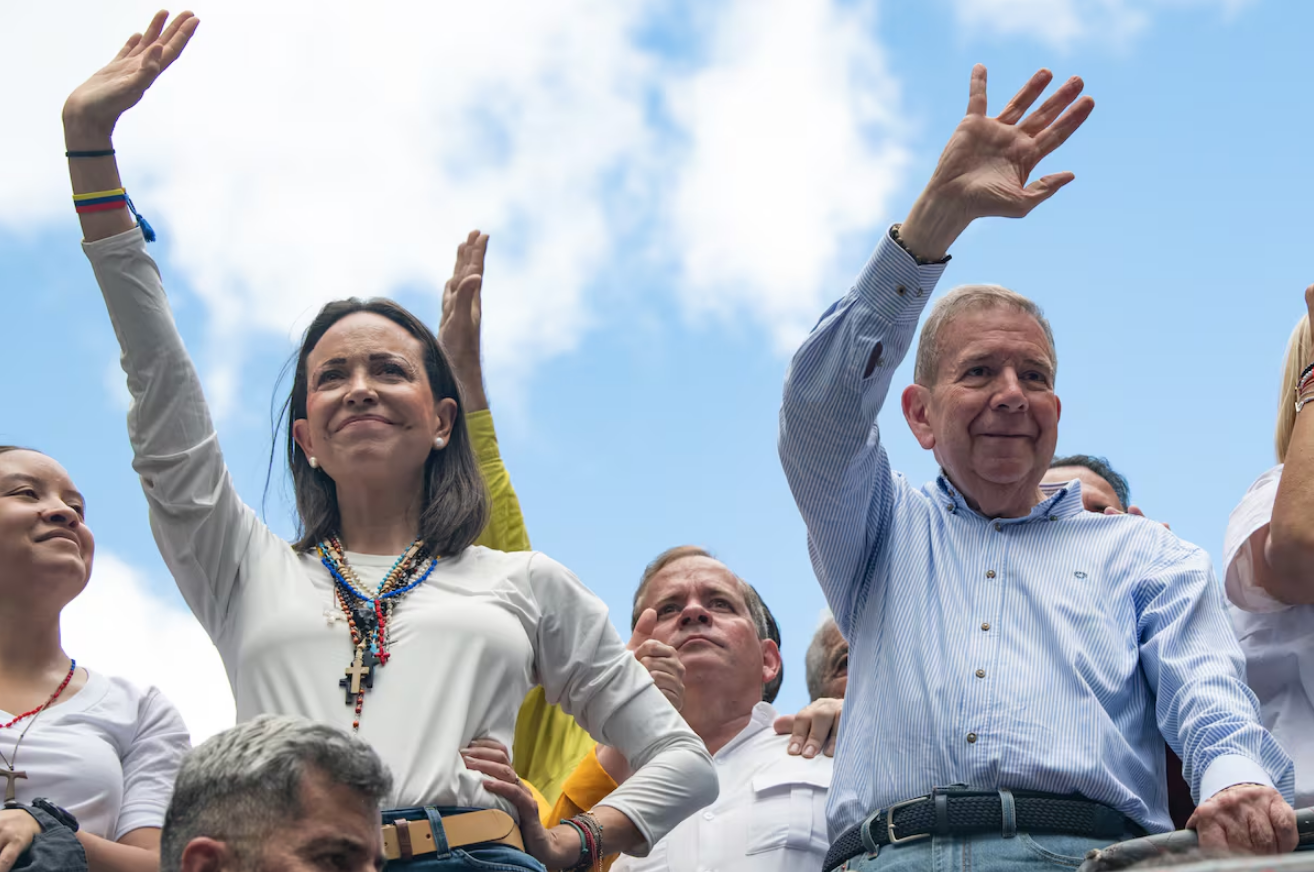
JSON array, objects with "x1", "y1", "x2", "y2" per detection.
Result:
[
  {"x1": 779, "y1": 65, "x2": 1296, "y2": 872},
  {"x1": 160, "y1": 715, "x2": 392, "y2": 872}
]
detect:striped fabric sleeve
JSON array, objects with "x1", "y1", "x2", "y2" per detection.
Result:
[
  {"x1": 778, "y1": 228, "x2": 948, "y2": 633},
  {"x1": 1135, "y1": 533, "x2": 1295, "y2": 803}
]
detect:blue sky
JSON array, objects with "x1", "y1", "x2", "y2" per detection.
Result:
[{"x1": 3, "y1": 0, "x2": 1312, "y2": 737}]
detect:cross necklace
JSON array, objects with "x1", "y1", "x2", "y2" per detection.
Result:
[{"x1": 1, "y1": 659, "x2": 77, "y2": 805}]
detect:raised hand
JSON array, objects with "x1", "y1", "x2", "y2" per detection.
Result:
[
  {"x1": 629, "y1": 609, "x2": 685, "y2": 712},
  {"x1": 899, "y1": 65, "x2": 1095, "y2": 260},
  {"x1": 440, "y1": 230, "x2": 490, "y2": 410},
  {"x1": 63, "y1": 11, "x2": 200, "y2": 147}
]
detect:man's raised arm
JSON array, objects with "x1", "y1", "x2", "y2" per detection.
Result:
[{"x1": 778, "y1": 65, "x2": 1093, "y2": 628}]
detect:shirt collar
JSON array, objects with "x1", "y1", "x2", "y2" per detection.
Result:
[
  {"x1": 715, "y1": 701, "x2": 779, "y2": 759},
  {"x1": 935, "y1": 473, "x2": 1087, "y2": 524}
]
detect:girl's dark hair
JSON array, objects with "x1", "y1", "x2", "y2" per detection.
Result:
[{"x1": 276, "y1": 298, "x2": 488, "y2": 557}]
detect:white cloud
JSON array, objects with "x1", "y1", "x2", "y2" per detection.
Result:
[
  {"x1": 664, "y1": 0, "x2": 909, "y2": 352},
  {"x1": 62, "y1": 553, "x2": 234, "y2": 742},
  {"x1": 949, "y1": 0, "x2": 1253, "y2": 50},
  {"x1": 0, "y1": 0, "x2": 912, "y2": 410}
]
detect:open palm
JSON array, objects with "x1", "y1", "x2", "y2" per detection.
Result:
[
  {"x1": 928, "y1": 66, "x2": 1095, "y2": 221},
  {"x1": 63, "y1": 10, "x2": 199, "y2": 139}
]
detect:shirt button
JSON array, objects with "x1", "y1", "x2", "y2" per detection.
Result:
[
  {"x1": 895, "y1": 285, "x2": 906, "y2": 296},
  {"x1": 1049, "y1": 515, "x2": 1058, "y2": 522},
  {"x1": 966, "y1": 732, "x2": 978, "y2": 744},
  {"x1": 702, "y1": 812, "x2": 714, "y2": 820},
  {"x1": 975, "y1": 669, "x2": 986, "y2": 679},
  {"x1": 985, "y1": 569, "x2": 996, "y2": 579},
  {"x1": 994, "y1": 522, "x2": 1002, "y2": 532},
  {"x1": 981, "y1": 622, "x2": 991, "y2": 631}
]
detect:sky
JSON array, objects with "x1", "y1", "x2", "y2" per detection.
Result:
[{"x1": 3, "y1": 0, "x2": 1312, "y2": 743}]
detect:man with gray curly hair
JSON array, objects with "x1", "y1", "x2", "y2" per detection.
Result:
[{"x1": 159, "y1": 715, "x2": 392, "y2": 872}]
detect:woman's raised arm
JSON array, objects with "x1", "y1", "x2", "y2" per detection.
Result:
[{"x1": 63, "y1": 10, "x2": 198, "y2": 242}]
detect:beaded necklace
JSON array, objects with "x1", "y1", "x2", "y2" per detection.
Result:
[
  {"x1": 318, "y1": 537, "x2": 438, "y2": 731},
  {"x1": 1, "y1": 659, "x2": 76, "y2": 804}
]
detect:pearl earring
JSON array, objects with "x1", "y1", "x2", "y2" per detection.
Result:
[
  {"x1": 309, "y1": 456, "x2": 319, "y2": 469},
  {"x1": 433, "y1": 437, "x2": 445, "y2": 449}
]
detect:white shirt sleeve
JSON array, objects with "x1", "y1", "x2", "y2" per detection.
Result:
[
  {"x1": 1224, "y1": 465, "x2": 1293, "y2": 614},
  {"x1": 527, "y1": 554, "x2": 718, "y2": 854},
  {"x1": 82, "y1": 228, "x2": 274, "y2": 639},
  {"x1": 115, "y1": 687, "x2": 192, "y2": 839}
]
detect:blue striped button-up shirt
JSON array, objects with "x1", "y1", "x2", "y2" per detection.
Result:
[{"x1": 778, "y1": 229, "x2": 1294, "y2": 837}]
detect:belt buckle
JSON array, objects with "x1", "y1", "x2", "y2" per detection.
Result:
[{"x1": 886, "y1": 796, "x2": 931, "y2": 845}]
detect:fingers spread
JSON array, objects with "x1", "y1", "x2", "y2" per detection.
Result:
[
  {"x1": 1021, "y1": 172, "x2": 1076, "y2": 211},
  {"x1": 140, "y1": 10, "x2": 169, "y2": 49},
  {"x1": 116, "y1": 33, "x2": 144, "y2": 61},
  {"x1": 1033, "y1": 95, "x2": 1096, "y2": 158},
  {"x1": 1017, "y1": 75, "x2": 1083, "y2": 135},
  {"x1": 996, "y1": 68, "x2": 1054, "y2": 125},
  {"x1": 966, "y1": 64, "x2": 989, "y2": 117}
]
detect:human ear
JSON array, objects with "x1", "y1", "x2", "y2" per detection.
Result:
[
  {"x1": 433, "y1": 398, "x2": 458, "y2": 444},
  {"x1": 901, "y1": 384, "x2": 937, "y2": 450},
  {"x1": 179, "y1": 837, "x2": 231, "y2": 872},
  {"x1": 761, "y1": 638, "x2": 782, "y2": 686},
  {"x1": 292, "y1": 418, "x2": 315, "y2": 461}
]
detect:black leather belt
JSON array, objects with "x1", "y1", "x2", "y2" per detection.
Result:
[{"x1": 822, "y1": 788, "x2": 1145, "y2": 872}]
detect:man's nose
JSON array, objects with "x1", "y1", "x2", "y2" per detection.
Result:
[
  {"x1": 991, "y1": 369, "x2": 1028, "y2": 411},
  {"x1": 680, "y1": 603, "x2": 712, "y2": 626}
]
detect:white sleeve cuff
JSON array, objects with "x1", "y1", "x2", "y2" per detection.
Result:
[{"x1": 1198, "y1": 753, "x2": 1276, "y2": 803}]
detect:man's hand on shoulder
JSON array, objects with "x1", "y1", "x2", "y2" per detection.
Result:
[
  {"x1": 774, "y1": 697, "x2": 843, "y2": 758},
  {"x1": 898, "y1": 64, "x2": 1095, "y2": 262},
  {"x1": 1187, "y1": 783, "x2": 1298, "y2": 854}
]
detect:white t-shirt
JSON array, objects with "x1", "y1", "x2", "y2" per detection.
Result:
[
  {"x1": 1, "y1": 670, "x2": 190, "y2": 840},
  {"x1": 1223, "y1": 464, "x2": 1314, "y2": 807},
  {"x1": 612, "y1": 703, "x2": 833, "y2": 872},
  {"x1": 84, "y1": 228, "x2": 716, "y2": 852}
]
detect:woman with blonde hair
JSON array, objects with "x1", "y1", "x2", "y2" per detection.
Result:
[
  {"x1": 1223, "y1": 285, "x2": 1314, "y2": 812},
  {"x1": 60, "y1": 11, "x2": 715, "y2": 872}
]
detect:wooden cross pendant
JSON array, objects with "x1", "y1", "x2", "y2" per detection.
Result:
[
  {"x1": 340, "y1": 650, "x2": 377, "y2": 704},
  {"x1": 3, "y1": 766, "x2": 27, "y2": 803}
]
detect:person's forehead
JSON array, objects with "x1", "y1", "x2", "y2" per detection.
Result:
[
  {"x1": 644, "y1": 557, "x2": 744, "y2": 603},
  {"x1": 310, "y1": 312, "x2": 424, "y2": 364},
  {"x1": 0, "y1": 452, "x2": 79, "y2": 494},
  {"x1": 941, "y1": 306, "x2": 1052, "y2": 363}
]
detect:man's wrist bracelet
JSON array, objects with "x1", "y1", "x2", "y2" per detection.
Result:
[{"x1": 890, "y1": 224, "x2": 951, "y2": 267}]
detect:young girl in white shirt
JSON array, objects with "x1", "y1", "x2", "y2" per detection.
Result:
[{"x1": 0, "y1": 447, "x2": 191, "y2": 872}]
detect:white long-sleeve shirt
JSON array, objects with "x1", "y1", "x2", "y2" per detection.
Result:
[
  {"x1": 612, "y1": 703, "x2": 832, "y2": 872},
  {"x1": 1224, "y1": 464, "x2": 1314, "y2": 808},
  {"x1": 84, "y1": 228, "x2": 716, "y2": 851}
]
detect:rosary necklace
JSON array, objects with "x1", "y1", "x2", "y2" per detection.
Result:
[
  {"x1": 318, "y1": 537, "x2": 438, "y2": 731},
  {"x1": 1, "y1": 659, "x2": 76, "y2": 804}
]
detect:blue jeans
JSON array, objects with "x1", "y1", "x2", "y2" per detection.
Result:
[
  {"x1": 381, "y1": 807, "x2": 546, "y2": 872},
  {"x1": 836, "y1": 831, "x2": 1139, "y2": 872}
]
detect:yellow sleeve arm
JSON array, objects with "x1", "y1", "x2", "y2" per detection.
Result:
[
  {"x1": 545, "y1": 747, "x2": 622, "y2": 872},
  {"x1": 468, "y1": 409, "x2": 532, "y2": 553}
]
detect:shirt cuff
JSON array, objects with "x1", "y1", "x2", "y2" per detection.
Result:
[
  {"x1": 1198, "y1": 753, "x2": 1276, "y2": 803},
  {"x1": 853, "y1": 226, "x2": 952, "y2": 324}
]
